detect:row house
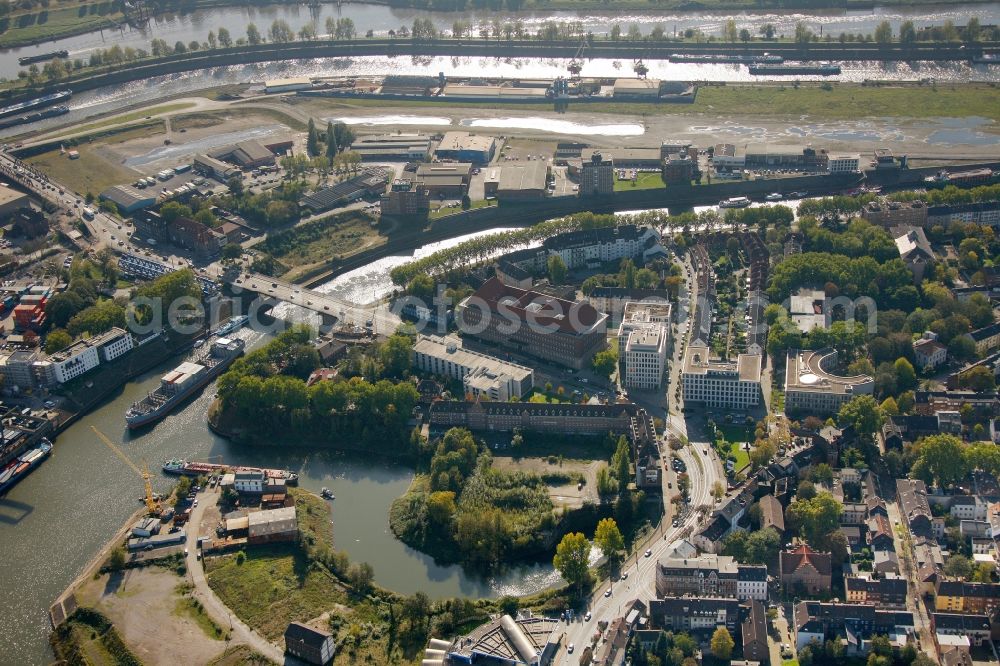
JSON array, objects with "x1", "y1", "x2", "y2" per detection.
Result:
[
  {"x1": 649, "y1": 597, "x2": 741, "y2": 634},
  {"x1": 780, "y1": 544, "x2": 832, "y2": 595},
  {"x1": 935, "y1": 581, "x2": 1000, "y2": 614},
  {"x1": 794, "y1": 602, "x2": 915, "y2": 655},
  {"x1": 932, "y1": 613, "x2": 992, "y2": 647},
  {"x1": 654, "y1": 555, "x2": 768, "y2": 601},
  {"x1": 845, "y1": 575, "x2": 908, "y2": 607}
]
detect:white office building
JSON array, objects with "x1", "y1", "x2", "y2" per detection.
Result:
[
  {"x1": 412, "y1": 334, "x2": 534, "y2": 401},
  {"x1": 619, "y1": 302, "x2": 671, "y2": 390},
  {"x1": 828, "y1": 154, "x2": 861, "y2": 173},
  {"x1": 681, "y1": 343, "x2": 762, "y2": 410},
  {"x1": 784, "y1": 348, "x2": 874, "y2": 416},
  {"x1": 95, "y1": 327, "x2": 134, "y2": 362}
]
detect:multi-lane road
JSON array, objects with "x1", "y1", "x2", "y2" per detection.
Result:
[{"x1": 557, "y1": 421, "x2": 722, "y2": 661}]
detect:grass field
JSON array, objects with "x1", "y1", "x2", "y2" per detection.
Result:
[
  {"x1": 322, "y1": 83, "x2": 1000, "y2": 121},
  {"x1": 68, "y1": 103, "x2": 196, "y2": 136},
  {"x1": 25, "y1": 125, "x2": 156, "y2": 197},
  {"x1": 614, "y1": 171, "x2": 666, "y2": 191},
  {"x1": 0, "y1": 2, "x2": 120, "y2": 48},
  {"x1": 173, "y1": 593, "x2": 226, "y2": 641},
  {"x1": 204, "y1": 491, "x2": 339, "y2": 641},
  {"x1": 262, "y1": 212, "x2": 385, "y2": 282}
]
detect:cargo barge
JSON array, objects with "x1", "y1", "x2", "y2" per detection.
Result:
[
  {"x1": 162, "y1": 459, "x2": 298, "y2": 484},
  {"x1": 214, "y1": 315, "x2": 249, "y2": 337},
  {"x1": 0, "y1": 90, "x2": 72, "y2": 120},
  {"x1": 0, "y1": 105, "x2": 70, "y2": 130},
  {"x1": 18, "y1": 50, "x2": 69, "y2": 66},
  {"x1": 670, "y1": 53, "x2": 783, "y2": 64},
  {"x1": 748, "y1": 62, "x2": 841, "y2": 76},
  {"x1": 125, "y1": 337, "x2": 245, "y2": 429},
  {"x1": 0, "y1": 438, "x2": 52, "y2": 496}
]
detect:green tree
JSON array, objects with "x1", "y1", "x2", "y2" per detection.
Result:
[
  {"x1": 944, "y1": 554, "x2": 973, "y2": 579},
  {"x1": 246, "y1": 23, "x2": 262, "y2": 45},
  {"x1": 306, "y1": 118, "x2": 319, "y2": 156},
  {"x1": 553, "y1": 532, "x2": 591, "y2": 592},
  {"x1": 221, "y1": 243, "x2": 242, "y2": 260},
  {"x1": 786, "y1": 492, "x2": 842, "y2": 547},
  {"x1": 899, "y1": 20, "x2": 916, "y2": 43},
  {"x1": 594, "y1": 518, "x2": 625, "y2": 568},
  {"x1": 710, "y1": 627, "x2": 734, "y2": 661},
  {"x1": 592, "y1": 346, "x2": 618, "y2": 379},
  {"x1": 894, "y1": 357, "x2": 917, "y2": 391},
  {"x1": 547, "y1": 254, "x2": 567, "y2": 285},
  {"x1": 325, "y1": 121, "x2": 337, "y2": 159},
  {"x1": 378, "y1": 334, "x2": 413, "y2": 378},
  {"x1": 911, "y1": 434, "x2": 969, "y2": 487},
  {"x1": 874, "y1": 20, "x2": 893, "y2": 43},
  {"x1": 759, "y1": 23, "x2": 775, "y2": 40},
  {"x1": 965, "y1": 17, "x2": 981, "y2": 43},
  {"x1": 109, "y1": 546, "x2": 126, "y2": 570},
  {"x1": 217, "y1": 27, "x2": 232, "y2": 47},
  {"x1": 880, "y1": 396, "x2": 899, "y2": 416},
  {"x1": 44, "y1": 328, "x2": 73, "y2": 354},
  {"x1": 838, "y1": 395, "x2": 885, "y2": 439},
  {"x1": 426, "y1": 490, "x2": 456, "y2": 525}
]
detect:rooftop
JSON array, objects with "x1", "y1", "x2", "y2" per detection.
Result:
[
  {"x1": 436, "y1": 131, "x2": 496, "y2": 154},
  {"x1": 413, "y1": 334, "x2": 533, "y2": 381},
  {"x1": 683, "y1": 343, "x2": 762, "y2": 383},
  {"x1": 784, "y1": 348, "x2": 874, "y2": 396}
]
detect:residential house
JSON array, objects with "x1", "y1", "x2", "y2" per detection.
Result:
[
  {"x1": 284, "y1": 622, "x2": 335, "y2": 665},
  {"x1": 867, "y1": 514, "x2": 895, "y2": 551},
  {"x1": 841, "y1": 502, "x2": 867, "y2": 525},
  {"x1": 935, "y1": 581, "x2": 1000, "y2": 614},
  {"x1": 914, "y1": 332, "x2": 948, "y2": 371},
  {"x1": 742, "y1": 600, "x2": 769, "y2": 665},
  {"x1": 966, "y1": 322, "x2": 1000, "y2": 356},
  {"x1": 897, "y1": 479, "x2": 934, "y2": 540},
  {"x1": 933, "y1": 613, "x2": 992, "y2": 647},
  {"x1": 759, "y1": 494, "x2": 785, "y2": 533},
  {"x1": 793, "y1": 602, "x2": 914, "y2": 655},
  {"x1": 844, "y1": 576, "x2": 908, "y2": 607},
  {"x1": 892, "y1": 225, "x2": 936, "y2": 283},
  {"x1": 233, "y1": 470, "x2": 265, "y2": 494},
  {"x1": 873, "y1": 550, "x2": 900, "y2": 576},
  {"x1": 948, "y1": 495, "x2": 987, "y2": 520},
  {"x1": 780, "y1": 545, "x2": 833, "y2": 594},
  {"x1": 649, "y1": 597, "x2": 741, "y2": 634}
]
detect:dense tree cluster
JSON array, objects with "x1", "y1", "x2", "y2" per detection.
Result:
[
  {"x1": 392, "y1": 428, "x2": 555, "y2": 567},
  {"x1": 217, "y1": 327, "x2": 418, "y2": 445}
]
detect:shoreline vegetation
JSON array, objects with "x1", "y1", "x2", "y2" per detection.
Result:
[{"x1": 0, "y1": 0, "x2": 997, "y2": 50}]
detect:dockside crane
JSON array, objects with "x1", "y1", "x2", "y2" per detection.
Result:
[{"x1": 92, "y1": 426, "x2": 161, "y2": 516}]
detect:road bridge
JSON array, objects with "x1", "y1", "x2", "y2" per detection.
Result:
[{"x1": 222, "y1": 270, "x2": 400, "y2": 334}]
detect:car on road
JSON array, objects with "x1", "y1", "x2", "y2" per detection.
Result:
[
  {"x1": 672, "y1": 519, "x2": 680, "y2": 527},
  {"x1": 567, "y1": 644, "x2": 574, "y2": 653},
  {"x1": 184, "y1": 548, "x2": 189, "y2": 556},
  {"x1": 604, "y1": 588, "x2": 612, "y2": 597},
  {"x1": 620, "y1": 571, "x2": 628, "y2": 580},
  {"x1": 584, "y1": 612, "x2": 592, "y2": 621},
  {"x1": 645, "y1": 549, "x2": 652, "y2": 557}
]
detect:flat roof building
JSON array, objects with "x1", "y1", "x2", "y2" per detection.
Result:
[
  {"x1": 494, "y1": 160, "x2": 549, "y2": 200},
  {"x1": 619, "y1": 301, "x2": 671, "y2": 391},
  {"x1": 99, "y1": 185, "x2": 157, "y2": 214},
  {"x1": 788, "y1": 288, "x2": 828, "y2": 334},
  {"x1": 412, "y1": 334, "x2": 534, "y2": 401},
  {"x1": 350, "y1": 133, "x2": 432, "y2": 161},
  {"x1": 0, "y1": 184, "x2": 30, "y2": 217},
  {"x1": 784, "y1": 348, "x2": 874, "y2": 416},
  {"x1": 434, "y1": 131, "x2": 497, "y2": 164},
  {"x1": 247, "y1": 506, "x2": 297, "y2": 544},
  {"x1": 682, "y1": 343, "x2": 762, "y2": 410}
]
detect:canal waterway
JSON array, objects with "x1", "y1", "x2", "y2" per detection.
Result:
[
  {"x1": 4, "y1": 1, "x2": 1000, "y2": 80},
  {"x1": 0, "y1": 229, "x2": 573, "y2": 666}
]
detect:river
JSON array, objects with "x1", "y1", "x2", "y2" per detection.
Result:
[
  {"x1": 2, "y1": 1, "x2": 1000, "y2": 80},
  {"x1": 0, "y1": 228, "x2": 580, "y2": 666}
]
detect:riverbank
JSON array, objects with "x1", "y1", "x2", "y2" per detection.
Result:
[
  {"x1": 2, "y1": 34, "x2": 999, "y2": 102},
  {"x1": 1, "y1": 0, "x2": 996, "y2": 50}
]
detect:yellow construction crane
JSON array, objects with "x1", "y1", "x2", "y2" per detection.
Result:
[{"x1": 92, "y1": 426, "x2": 161, "y2": 516}]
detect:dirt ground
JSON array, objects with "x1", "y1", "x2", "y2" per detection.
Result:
[
  {"x1": 76, "y1": 567, "x2": 228, "y2": 665},
  {"x1": 492, "y1": 456, "x2": 604, "y2": 509}
]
